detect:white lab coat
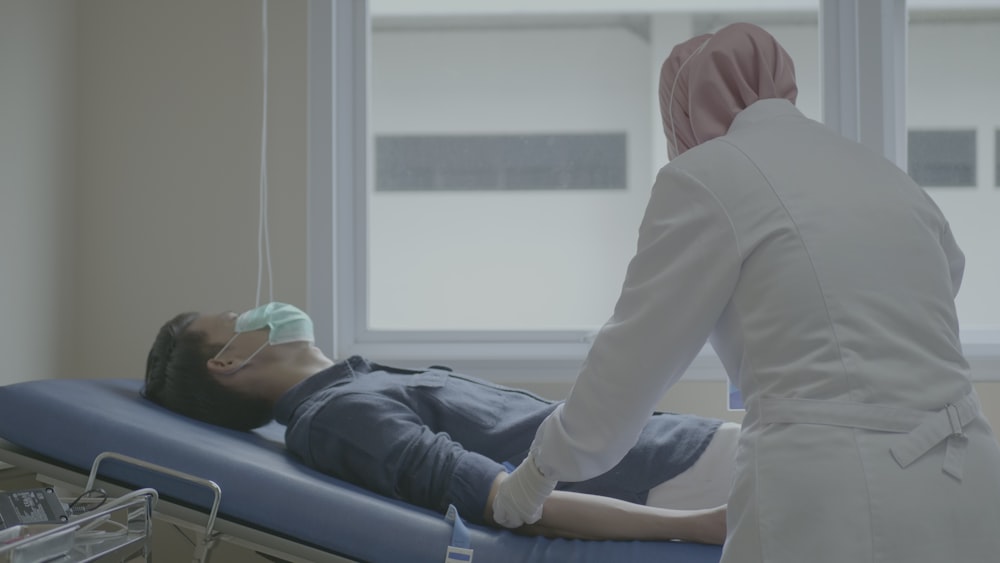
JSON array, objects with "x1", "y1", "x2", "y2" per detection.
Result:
[{"x1": 532, "y1": 99, "x2": 1000, "y2": 562}]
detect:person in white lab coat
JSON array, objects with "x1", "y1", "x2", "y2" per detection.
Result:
[{"x1": 492, "y1": 22, "x2": 1000, "y2": 562}]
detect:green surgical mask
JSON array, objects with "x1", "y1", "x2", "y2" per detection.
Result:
[
  {"x1": 214, "y1": 302, "x2": 314, "y2": 371},
  {"x1": 234, "y1": 302, "x2": 314, "y2": 345}
]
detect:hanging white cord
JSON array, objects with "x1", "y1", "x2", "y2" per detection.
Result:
[{"x1": 256, "y1": 0, "x2": 273, "y2": 307}]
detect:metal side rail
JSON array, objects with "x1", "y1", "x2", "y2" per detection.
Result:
[{"x1": 86, "y1": 451, "x2": 221, "y2": 563}]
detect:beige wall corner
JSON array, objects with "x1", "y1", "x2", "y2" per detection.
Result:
[{"x1": 74, "y1": 0, "x2": 308, "y2": 379}]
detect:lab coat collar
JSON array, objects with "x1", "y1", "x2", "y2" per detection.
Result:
[{"x1": 727, "y1": 98, "x2": 805, "y2": 134}]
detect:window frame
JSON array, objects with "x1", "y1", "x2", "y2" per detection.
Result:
[
  {"x1": 307, "y1": 0, "x2": 1000, "y2": 382},
  {"x1": 995, "y1": 128, "x2": 1000, "y2": 188}
]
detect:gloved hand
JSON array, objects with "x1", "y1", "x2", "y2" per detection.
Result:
[{"x1": 491, "y1": 452, "x2": 557, "y2": 528}]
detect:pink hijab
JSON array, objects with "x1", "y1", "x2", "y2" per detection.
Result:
[{"x1": 659, "y1": 23, "x2": 798, "y2": 158}]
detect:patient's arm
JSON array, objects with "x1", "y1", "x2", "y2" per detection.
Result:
[{"x1": 484, "y1": 472, "x2": 726, "y2": 544}]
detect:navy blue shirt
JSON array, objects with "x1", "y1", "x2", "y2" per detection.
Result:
[{"x1": 274, "y1": 356, "x2": 721, "y2": 525}]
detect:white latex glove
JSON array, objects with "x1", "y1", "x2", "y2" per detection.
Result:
[{"x1": 491, "y1": 452, "x2": 557, "y2": 528}]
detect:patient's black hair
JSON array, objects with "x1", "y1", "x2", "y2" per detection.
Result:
[{"x1": 142, "y1": 312, "x2": 273, "y2": 431}]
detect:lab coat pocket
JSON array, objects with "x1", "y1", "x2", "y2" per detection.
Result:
[{"x1": 753, "y1": 424, "x2": 871, "y2": 563}]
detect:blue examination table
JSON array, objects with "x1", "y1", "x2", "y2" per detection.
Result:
[{"x1": 0, "y1": 378, "x2": 723, "y2": 562}]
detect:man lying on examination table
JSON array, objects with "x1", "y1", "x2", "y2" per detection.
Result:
[{"x1": 142, "y1": 303, "x2": 737, "y2": 544}]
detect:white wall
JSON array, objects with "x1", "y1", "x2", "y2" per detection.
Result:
[
  {"x1": 73, "y1": 0, "x2": 309, "y2": 378},
  {"x1": 0, "y1": 0, "x2": 77, "y2": 385}
]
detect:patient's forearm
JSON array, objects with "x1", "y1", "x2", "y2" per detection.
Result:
[
  {"x1": 484, "y1": 472, "x2": 725, "y2": 544},
  {"x1": 527, "y1": 490, "x2": 724, "y2": 543}
]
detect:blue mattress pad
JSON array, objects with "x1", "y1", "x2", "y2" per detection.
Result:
[{"x1": 0, "y1": 378, "x2": 722, "y2": 562}]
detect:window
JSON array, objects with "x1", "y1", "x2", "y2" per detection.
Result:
[
  {"x1": 368, "y1": 15, "x2": 658, "y2": 332},
  {"x1": 375, "y1": 133, "x2": 627, "y2": 192},
  {"x1": 907, "y1": 130, "x2": 977, "y2": 187},
  {"x1": 365, "y1": 10, "x2": 820, "y2": 335},
  {"x1": 908, "y1": 8, "x2": 1000, "y2": 336}
]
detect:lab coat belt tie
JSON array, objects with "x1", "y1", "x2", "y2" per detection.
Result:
[{"x1": 760, "y1": 392, "x2": 980, "y2": 481}]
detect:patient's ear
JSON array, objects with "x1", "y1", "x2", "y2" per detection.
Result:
[
  {"x1": 205, "y1": 356, "x2": 253, "y2": 389},
  {"x1": 206, "y1": 358, "x2": 238, "y2": 382}
]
